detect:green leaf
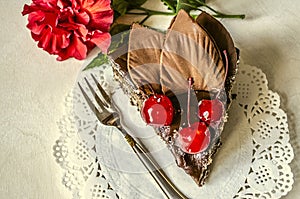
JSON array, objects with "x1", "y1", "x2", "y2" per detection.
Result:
[
  {"x1": 83, "y1": 26, "x2": 130, "y2": 71},
  {"x1": 176, "y1": 0, "x2": 194, "y2": 13},
  {"x1": 108, "y1": 29, "x2": 130, "y2": 54},
  {"x1": 161, "y1": 0, "x2": 177, "y2": 12},
  {"x1": 175, "y1": 0, "x2": 207, "y2": 13},
  {"x1": 110, "y1": 23, "x2": 131, "y2": 36},
  {"x1": 128, "y1": 0, "x2": 147, "y2": 8},
  {"x1": 112, "y1": 0, "x2": 147, "y2": 16},
  {"x1": 191, "y1": 0, "x2": 205, "y2": 3},
  {"x1": 186, "y1": 0, "x2": 205, "y2": 5},
  {"x1": 112, "y1": 0, "x2": 129, "y2": 15},
  {"x1": 83, "y1": 53, "x2": 109, "y2": 71}
]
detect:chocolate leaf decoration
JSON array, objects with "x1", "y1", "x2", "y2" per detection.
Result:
[
  {"x1": 196, "y1": 11, "x2": 237, "y2": 92},
  {"x1": 128, "y1": 24, "x2": 164, "y2": 93},
  {"x1": 160, "y1": 9, "x2": 225, "y2": 94}
]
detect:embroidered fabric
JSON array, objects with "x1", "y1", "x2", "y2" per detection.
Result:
[{"x1": 53, "y1": 63, "x2": 294, "y2": 199}]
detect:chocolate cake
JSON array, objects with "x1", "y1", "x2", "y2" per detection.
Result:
[{"x1": 110, "y1": 10, "x2": 239, "y2": 186}]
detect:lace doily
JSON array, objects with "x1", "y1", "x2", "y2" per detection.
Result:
[{"x1": 53, "y1": 63, "x2": 294, "y2": 199}]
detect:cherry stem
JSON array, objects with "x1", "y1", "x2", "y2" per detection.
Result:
[{"x1": 187, "y1": 77, "x2": 193, "y2": 127}]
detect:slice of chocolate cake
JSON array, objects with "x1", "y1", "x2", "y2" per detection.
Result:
[{"x1": 111, "y1": 10, "x2": 239, "y2": 186}]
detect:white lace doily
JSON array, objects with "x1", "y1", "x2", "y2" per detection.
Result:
[{"x1": 53, "y1": 63, "x2": 294, "y2": 199}]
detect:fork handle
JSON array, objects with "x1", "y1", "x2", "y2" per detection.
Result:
[{"x1": 122, "y1": 131, "x2": 187, "y2": 199}]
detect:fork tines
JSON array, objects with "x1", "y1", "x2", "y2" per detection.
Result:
[
  {"x1": 77, "y1": 74, "x2": 111, "y2": 119},
  {"x1": 90, "y1": 74, "x2": 111, "y2": 105}
]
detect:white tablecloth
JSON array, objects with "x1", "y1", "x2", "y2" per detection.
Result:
[{"x1": 1, "y1": 0, "x2": 299, "y2": 198}]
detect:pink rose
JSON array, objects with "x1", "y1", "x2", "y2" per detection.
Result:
[{"x1": 22, "y1": 0, "x2": 113, "y2": 61}]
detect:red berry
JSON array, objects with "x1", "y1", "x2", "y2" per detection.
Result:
[
  {"x1": 141, "y1": 94, "x2": 174, "y2": 126},
  {"x1": 178, "y1": 122, "x2": 210, "y2": 154},
  {"x1": 198, "y1": 99, "x2": 224, "y2": 124}
]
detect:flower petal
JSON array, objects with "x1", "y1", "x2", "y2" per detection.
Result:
[
  {"x1": 33, "y1": 0, "x2": 57, "y2": 6},
  {"x1": 58, "y1": 32, "x2": 70, "y2": 48},
  {"x1": 27, "y1": 12, "x2": 47, "y2": 35},
  {"x1": 88, "y1": 10, "x2": 113, "y2": 31},
  {"x1": 22, "y1": 4, "x2": 35, "y2": 15},
  {"x1": 82, "y1": 0, "x2": 111, "y2": 12},
  {"x1": 37, "y1": 27, "x2": 52, "y2": 51},
  {"x1": 22, "y1": 0, "x2": 113, "y2": 61},
  {"x1": 80, "y1": 0, "x2": 113, "y2": 31},
  {"x1": 57, "y1": 36, "x2": 87, "y2": 61},
  {"x1": 75, "y1": 24, "x2": 89, "y2": 38},
  {"x1": 51, "y1": 28, "x2": 71, "y2": 51},
  {"x1": 89, "y1": 31, "x2": 111, "y2": 53},
  {"x1": 72, "y1": 37, "x2": 88, "y2": 59},
  {"x1": 76, "y1": 10, "x2": 90, "y2": 25}
]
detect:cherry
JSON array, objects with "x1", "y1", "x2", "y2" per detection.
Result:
[
  {"x1": 178, "y1": 122, "x2": 210, "y2": 154},
  {"x1": 141, "y1": 94, "x2": 174, "y2": 126},
  {"x1": 196, "y1": 50, "x2": 228, "y2": 125},
  {"x1": 198, "y1": 99, "x2": 224, "y2": 125}
]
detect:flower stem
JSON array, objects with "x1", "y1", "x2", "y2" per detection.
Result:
[
  {"x1": 205, "y1": 5, "x2": 245, "y2": 19},
  {"x1": 125, "y1": 12, "x2": 148, "y2": 15},
  {"x1": 140, "y1": 15, "x2": 150, "y2": 25},
  {"x1": 125, "y1": 2, "x2": 245, "y2": 25},
  {"x1": 182, "y1": 1, "x2": 245, "y2": 19},
  {"x1": 127, "y1": 7, "x2": 175, "y2": 17},
  {"x1": 125, "y1": 7, "x2": 175, "y2": 25},
  {"x1": 213, "y1": 13, "x2": 245, "y2": 19}
]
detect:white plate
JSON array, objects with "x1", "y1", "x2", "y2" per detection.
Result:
[{"x1": 53, "y1": 60, "x2": 294, "y2": 199}]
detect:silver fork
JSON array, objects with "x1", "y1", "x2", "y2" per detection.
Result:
[{"x1": 78, "y1": 74, "x2": 187, "y2": 199}]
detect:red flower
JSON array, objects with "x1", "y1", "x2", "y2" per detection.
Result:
[{"x1": 22, "y1": 0, "x2": 113, "y2": 61}]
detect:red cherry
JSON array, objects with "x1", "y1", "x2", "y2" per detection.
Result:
[
  {"x1": 198, "y1": 99, "x2": 224, "y2": 124},
  {"x1": 141, "y1": 94, "x2": 174, "y2": 126},
  {"x1": 178, "y1": 122, "x2": 210, "y2": 154}
]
